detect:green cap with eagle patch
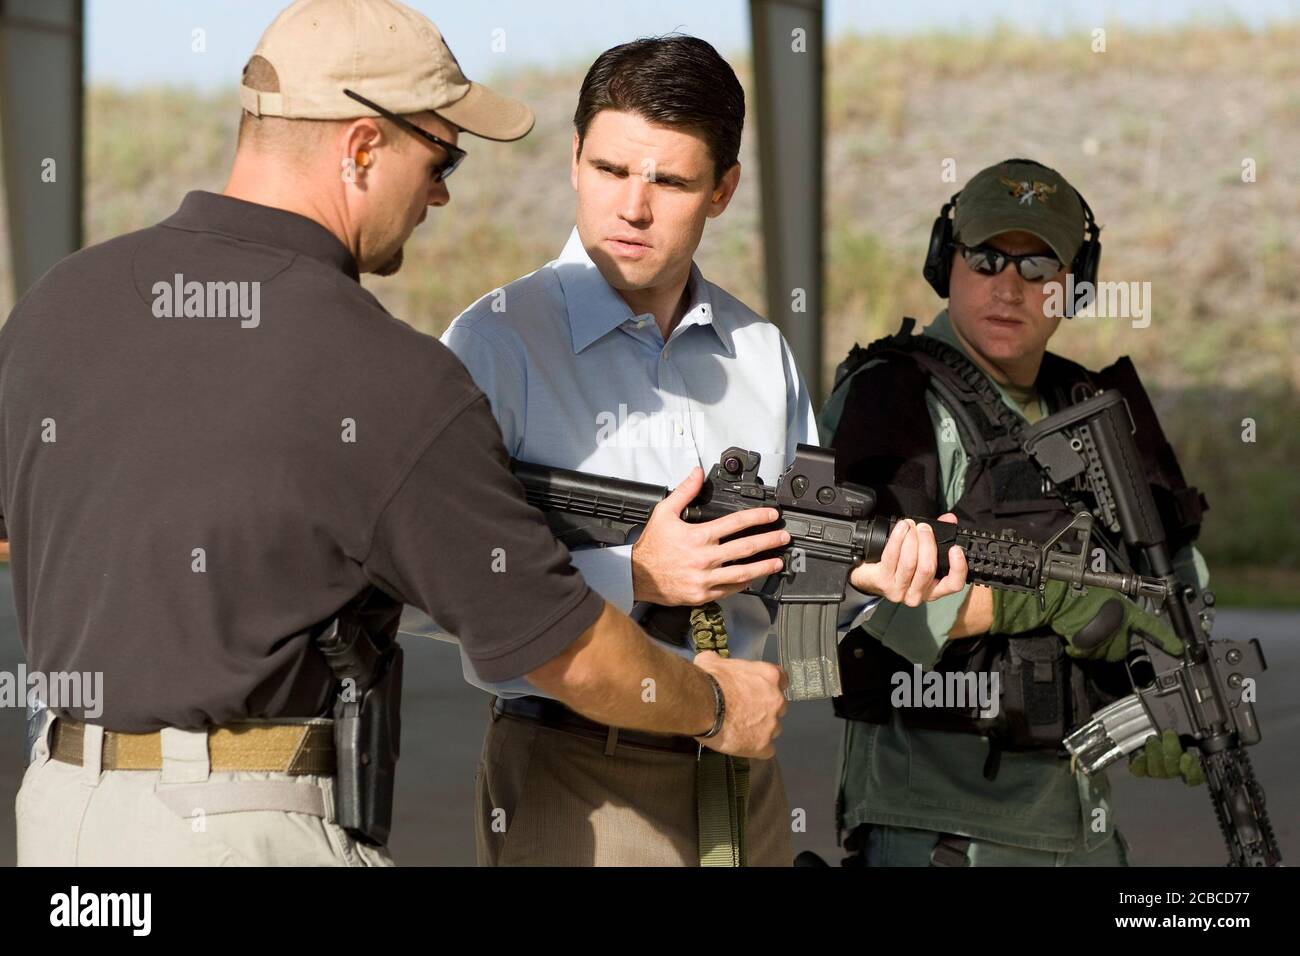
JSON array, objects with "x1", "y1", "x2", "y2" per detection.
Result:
[{"x1": 954, "y1": 160, "x2": 1086, "y2": 266}]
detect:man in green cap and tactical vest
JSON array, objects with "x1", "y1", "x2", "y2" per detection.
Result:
[{"x1": 820, "y1": 158, "x2": 1210, "y2": 866}]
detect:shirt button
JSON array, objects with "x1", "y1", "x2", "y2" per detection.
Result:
[{"x1": 675, "y1": 421, "x2": 684, "y2": 436}]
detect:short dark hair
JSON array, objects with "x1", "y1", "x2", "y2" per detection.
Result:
[{"x1": 573, "y1": 35, "x2": 744, "y2": 184}]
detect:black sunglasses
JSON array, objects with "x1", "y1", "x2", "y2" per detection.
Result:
[
  {"x1": 955, "y1": 242, "x2": 1062, "y2": 283},
  {"x1": 342, "y1": 88, "x2": 466, "y2": 182}
]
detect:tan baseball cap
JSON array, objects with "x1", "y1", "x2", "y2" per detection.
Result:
[{"x1": 239, "y1": 0, "x2": 534, "y2": 141}]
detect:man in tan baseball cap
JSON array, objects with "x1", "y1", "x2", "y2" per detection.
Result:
[
  {"x1": 11, "y1": 0, "x2": 790, "y2": 868},
  {"x1": 229, "y1": 0, "x2": 533, "y2": 275},
  {"x1": 238, "y1": 0, "x2": 533, "y2": 135}
]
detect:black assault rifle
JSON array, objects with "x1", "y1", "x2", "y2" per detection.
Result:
[
  {"x1": 512, "y1": 444, "x2": 1169, "y2": 702},
  {"x1": 1024, "y1": 389, "x2": 1281, "y2": 867}
]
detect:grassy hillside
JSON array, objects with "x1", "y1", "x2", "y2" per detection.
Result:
[{"x1": 3, "y1": 24, "x2": 1297, "y2": 601}]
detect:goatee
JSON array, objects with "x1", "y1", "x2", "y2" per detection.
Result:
[{"x1": 373, "y1": 246, "x2": 404, "y2": 277}]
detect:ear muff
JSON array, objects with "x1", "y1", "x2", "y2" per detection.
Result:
[
  {"x1": 923, "y1": 158, "x2": 1103, "y2": 313},
  {"x1": 922, "y1": 194, "x2": 959, "y2": 298},
  {"x1": 1064, "y1": 196, "x2": 1102, "y2": 318}
]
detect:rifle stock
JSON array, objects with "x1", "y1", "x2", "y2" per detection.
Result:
[{"x1": 1031, "y1": 390, "x2": 1281, "y2": 866}]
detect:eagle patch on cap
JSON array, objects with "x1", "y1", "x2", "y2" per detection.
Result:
[{"x1": 1000, "y1": 177, "x2": 1057, "y2": 206}]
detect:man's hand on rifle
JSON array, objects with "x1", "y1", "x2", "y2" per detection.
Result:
[
  {"x1": 849, "y1": 514, "x2": 969, "y2": 607},
  {"x1": 992, "y1": 581, "x2": 1185, "y2": 662},
  {"x1": 1129, "y1": 728, "x2": 1206, "y2": 786},
  {"x1": 631, "y1": 466, "x2": 792, "y2": 606},
  {"x1": 632, "y1": 467, "x2": 968, "y2": 609}
]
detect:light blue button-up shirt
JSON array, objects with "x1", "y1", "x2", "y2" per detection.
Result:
[{"x1": 442, "y1": 227, "x2": 873, "y2": 698}]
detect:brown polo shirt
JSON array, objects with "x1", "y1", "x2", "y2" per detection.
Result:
[{"x1": 0, "y1": 191, "x2": 603, "y2": 732}]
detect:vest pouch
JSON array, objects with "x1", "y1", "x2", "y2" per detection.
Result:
[
  {"x1": 833, "y1": 626, "x2": 899, "y2": 723},
  {"x1": 999, "y1": 634, "x2": 1071, "y2": 751}
]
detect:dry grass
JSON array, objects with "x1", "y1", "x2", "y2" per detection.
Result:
[{"x1": 1, "y1": 24, "x2": 1295, "y2": 594}]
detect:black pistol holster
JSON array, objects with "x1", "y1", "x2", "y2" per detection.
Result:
[{"x1": 315, "y1": 587, "x2": 404, "y2": 847}]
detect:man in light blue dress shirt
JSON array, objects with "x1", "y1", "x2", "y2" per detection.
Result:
[{"x1": 442, "y1": 36, "x2": 966, "y2": 866}]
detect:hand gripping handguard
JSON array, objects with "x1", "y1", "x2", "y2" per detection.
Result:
[{"x1": 513, "y1": 444, "x2": 1169, "y2": 701}]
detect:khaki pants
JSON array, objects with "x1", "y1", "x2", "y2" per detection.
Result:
[
  {"x1": 16, "y1": 713, "x2": 393, "y2": 867},
  {"x1": 475, "y1": 707, "x2": 793, "y2": 866}
]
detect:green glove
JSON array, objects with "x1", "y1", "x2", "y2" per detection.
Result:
[
  {"x1": 1129, "y1": 729, "x2": 1206, "y2": 786},
  {"x1": 991, "y1": 579, "x2": 1184, "y2": 663}
]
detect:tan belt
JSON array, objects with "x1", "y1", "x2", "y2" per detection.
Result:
[{"x1": 50, "y1": 717, "x2": 336, "y2": 775}]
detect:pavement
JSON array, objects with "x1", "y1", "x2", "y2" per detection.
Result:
[{"x1": 0, "y1": 567, "x2": 1293, "y2": 866}]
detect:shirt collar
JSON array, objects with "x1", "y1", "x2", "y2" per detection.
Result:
[
  {"x1": 552, "y1": 227, "x2": 734, "y2": 356},
  {"x1": 925, "y1": 308, "x2": 964, "y2": 351},
  {"x1": 161, "y1": 191, "x2": 360, "y2": 281},
  {"x1": 925, "y1": 308, "x2": 1041, "y2": 414}
]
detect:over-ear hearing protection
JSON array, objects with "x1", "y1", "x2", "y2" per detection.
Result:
[{"x1": 922, "y1": 158, "x2": 1101, "y2": 317}]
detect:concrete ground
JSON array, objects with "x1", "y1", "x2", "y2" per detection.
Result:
[{"x1": 0, "y1": 567, "x2": 1293, "y2": 866}]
